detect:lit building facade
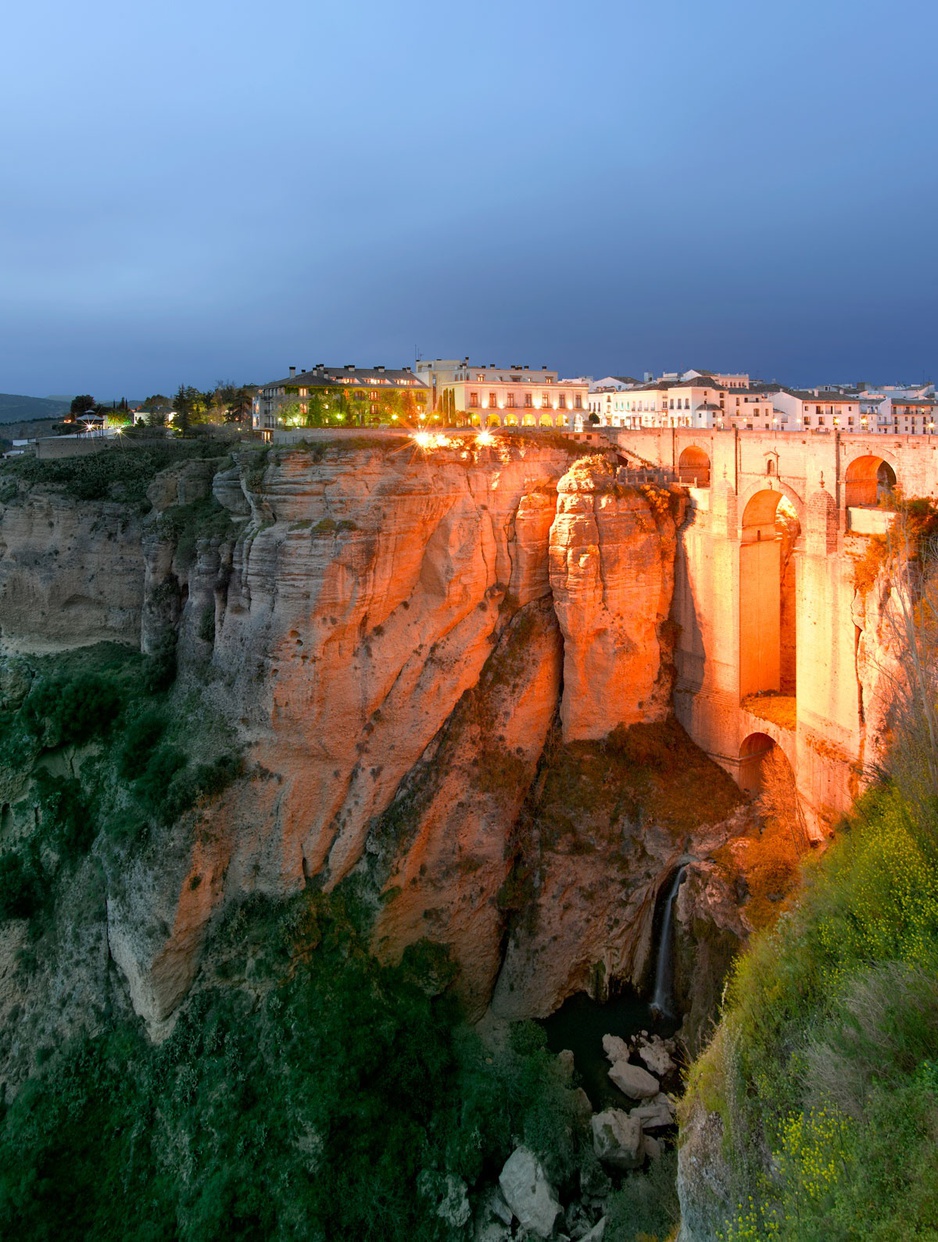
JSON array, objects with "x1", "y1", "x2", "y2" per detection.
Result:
[
  {"x1": 414, "y1": 358, "x2": 588, "y2": 427},
  {"x1": 254, "y1": 364, "x2": 428, "y2": 430},
  {"x1": 589, "y1": 370, "x2": 775, "y2": 430}
]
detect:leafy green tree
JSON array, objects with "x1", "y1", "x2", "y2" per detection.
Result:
[
  {"x1": 69, "y1": 395, "x2": 95, "y2": 418},
  {"x1": 172, "y1": 385, "x2": 210, "y2": 435}
]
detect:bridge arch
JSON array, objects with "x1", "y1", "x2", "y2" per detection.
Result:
[
  {"x1": 739, "y1": 489, "x2": 800, "y2": 701},
  {"x1": 678, "y1": 445, "x2": 711, "y2": 487},
  {"x1": 738, "y1": 732, "x2": 798, "y2": 798},
  {"x1": 844, "y1": 454, "x2": 897, "y2": 508}
]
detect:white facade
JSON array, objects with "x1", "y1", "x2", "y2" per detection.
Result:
[
  {"x1": 589, "y1": 377, "x2": 774, "y2": 430},
  {"x1": 415, "y1": 358, "x2": 588, "y2": 427}
]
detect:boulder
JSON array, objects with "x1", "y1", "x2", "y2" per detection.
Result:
[
  {"x1": 417, "y1": 1171, "x2": 471, "y2": 1228},
  {"x1": 635, "y1": 1034, "x2": 675, "y2": 1078},
  {"x1": 474, "y1": 1185, "x2": 513, "y2": 1242},
  {"x1": 642, "y1": 1134, "x2": 663, "y2": 1161},
  {"x1": 591, "y1": 1109, "x2": 644, "y2": 1170},
  {"x1": 608, "y1": 1059, "x2": 660, "y2": 1099},
  {"x1": 498, "y1": 1146, "x2": 563, "y2": 1239},
  {"x1": 601, "y1": 1033, "x2": 630, "y2": 1064},
  {"x1": 571, "y1": 1087, "x2": 594, "y2": 1123},
  {"x1": 581, "y1": 1221, "x2": 607, "y2": 1242},
  {"x1": 630, "y1": 1092, "x2": 676, "y2": 1130},
  {"x1": 475, "y1": 1224, "x2": 511, "y2": 1242}
]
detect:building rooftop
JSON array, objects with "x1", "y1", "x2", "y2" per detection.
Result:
[{"x1": 262, "y1": 365, "x2": 427, "y2": 390}]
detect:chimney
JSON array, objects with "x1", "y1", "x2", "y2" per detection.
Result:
[
  {"x1": 345, "y1": 364, "x2": 355, "y2": 371},
  {"x1": 289, "y1": 366, "x2": 296, "y2": 378}
]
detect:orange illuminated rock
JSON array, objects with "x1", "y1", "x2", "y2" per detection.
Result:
[{"x1": 548, "y1": 457, "x2": 683, "y2": 741}]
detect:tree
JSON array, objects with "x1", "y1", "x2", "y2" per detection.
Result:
[
  {"x1": 69, "y1": 395, "x2": 95, "y2": 418},
  {"x1": 172, "y1": 385, "x2": 210, "y2": 435},
  {"x1": 212, "y1": 382, "x2": 257, "y2": 426}
]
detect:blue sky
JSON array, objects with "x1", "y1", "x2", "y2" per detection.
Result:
[{"x1": 2, "y1": 0, "x2": 936, "y2": 396}]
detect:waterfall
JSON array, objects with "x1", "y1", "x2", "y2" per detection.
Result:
[{"x1": 650, "y1": 866, "x2": 687, "y2": 1018}]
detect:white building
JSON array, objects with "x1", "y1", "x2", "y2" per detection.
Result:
[
  {"x1": 589, "y1": 370, "x2": 775, "y2": 430},
  {"x1": 414, "y1": 358, "x2": 588, "y2": 427}
]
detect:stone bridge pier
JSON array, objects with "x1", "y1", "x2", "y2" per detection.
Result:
[{"x1": 606, "y1": 427, "x2": 938, "y2": 836}]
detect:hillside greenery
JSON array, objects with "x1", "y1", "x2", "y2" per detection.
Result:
[
  {"x1": 684, "y1": 780, "x2": 938, "y2": 1240},
  {"x1": 0, "y1": 886, "x2": 594, "y2": 1242},
  {"x1": 0, "y1": 643, "x2": 241, "y2": 927},
  {"x1": 0, "y1": 439, "x2": 235, "y2": 509}
]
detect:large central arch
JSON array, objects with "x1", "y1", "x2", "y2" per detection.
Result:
[{"x1": 739, "y1": 489, "x2": 800, "y2": 702}]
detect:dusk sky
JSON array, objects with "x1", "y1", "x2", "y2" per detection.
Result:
[{"x1": 2, "y1": 0, "x2": 936, "y2": 397}]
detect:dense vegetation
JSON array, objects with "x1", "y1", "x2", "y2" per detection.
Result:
[
  {"x1": 0, "y1": 643, "x2": 241, "y2": 927},
  {"x1": 0, "y1": 880, "x2": 643, "y2": 1241},
  {"x1": 0, "y1": 439, "x2": 235, "y2": 509},
  {"x1": 685, "y1": 784, "x2": 938, "y2": 1239}
]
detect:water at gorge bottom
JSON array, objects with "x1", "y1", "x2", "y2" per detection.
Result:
[{"x1": 540, "y1": 988, "x2": 680, "y2": 1111}]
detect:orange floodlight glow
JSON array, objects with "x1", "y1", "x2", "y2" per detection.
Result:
[
  {"x1": 413, "y1": 431, "x2": 433, "y2": 448},
  {"x1": 476, "y1": 430, "x2": 495, "y2": 447}
]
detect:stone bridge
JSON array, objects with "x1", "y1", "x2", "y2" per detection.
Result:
[{"x1": 604, "y1": 428, "x2": 938, "y2": 835}]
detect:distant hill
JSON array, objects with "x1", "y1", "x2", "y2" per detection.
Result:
[{"x1": 0, "y1": 394, "x2": 70, "y2": 424}]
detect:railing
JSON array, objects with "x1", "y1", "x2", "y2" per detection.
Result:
[{"x1": 616, "y1": 466, "x2": 677, "y2": 486}]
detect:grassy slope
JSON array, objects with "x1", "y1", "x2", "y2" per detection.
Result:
[{"x1": 683, "y1": 783, "x2": 938, "y2": 1240}]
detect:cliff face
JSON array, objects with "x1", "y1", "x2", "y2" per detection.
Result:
[
  {"x1": 549, "y1": 457, "x2": 682, "y2": 741},
  {"x1": 0, "y1": 489, "x2": 144, "y2": 651},
  {"x1": 0, "y1": 438, "x2": 740, "y2": 1047}
]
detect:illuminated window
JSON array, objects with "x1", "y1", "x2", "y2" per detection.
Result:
[
  {"x1": 575, "y1": 395, "x2": 582, "y2": 409},
  {"x1": 506, "y1": 392, "x2": 515, "y2": 407},
  {"x1": 524, "y1": 393, "x2": 533, "y2": 407},
  {"x1": 559, "y1": 394, "x2": 567, "y2": 409},
  {"x1": 489, "y1": 392, "x2": 497, "y2": 408},
  {"x1": 469, "y1": 391, "x2": 479, "y2": 407}
]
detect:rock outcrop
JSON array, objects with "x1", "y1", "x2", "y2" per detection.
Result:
[{"x1": 549, "y1": 457, "x2": 683, "y2": 741}]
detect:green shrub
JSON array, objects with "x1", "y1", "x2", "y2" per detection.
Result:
[
  {"x1": 605, "y1": 1151, "x2": 680, "y2": 1241},
  {"x1": 22, "y1": 671, "x2": 124, "y2": 751},
  {"x1": 117, "y1": 708, "x2": 167, "y2": 778}
]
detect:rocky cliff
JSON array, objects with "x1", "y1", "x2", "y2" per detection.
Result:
[{"x1": 0, "y1": 437, "x2": 748, "y2": 1062}]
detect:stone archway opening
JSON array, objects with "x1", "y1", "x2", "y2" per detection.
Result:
[
  {"x1": 740, "y1": 491, "x2": 800, "y2": 703},
  {"x1": 503, "y1": 413, "x2": 520, "y2": 427},
  {"x1": 539, "y1": 413, "x2": 555, "y2": 427},
  {"x1": 738, "y1": 732, "x2": 777, "y2": 794},
  {"x1": 485, "y1": 413, "x2": 501, "y2": 429},
  {"x1": 844, "y1": 455, "x2": 897, "y2": 508},
  {"x1": 522, "y1": 413, "x2": 537, "y2": 427},
  {"x1": 678, "y1": 446, "x2": 711, "y2": 487}
]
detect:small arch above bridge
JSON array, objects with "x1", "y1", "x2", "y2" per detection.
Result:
[
  {"x1": 844, "y1": 455, "x2": 897, "y2": 508},
  {"x1": 678, "y1": 446, "x2": 711, "y2": 488}
]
